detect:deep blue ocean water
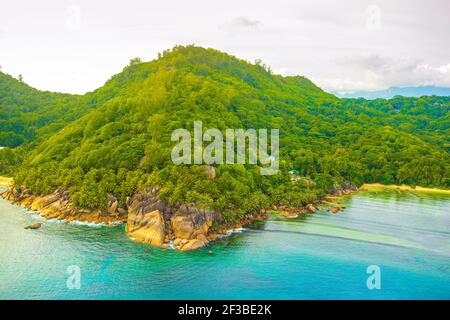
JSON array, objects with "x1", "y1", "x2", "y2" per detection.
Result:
[{"x1": 0, "y1": 187, "x2": 449, "y2": 299}]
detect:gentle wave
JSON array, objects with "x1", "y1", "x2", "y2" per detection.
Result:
[
  {"x1": 217, "y1": 227, "x2": 247, "y2": 238},
  {"x1": 23, "y1": 208, "x2": 123, "y2": 227}
]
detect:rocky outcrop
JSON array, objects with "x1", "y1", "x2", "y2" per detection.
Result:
[
  {"x1": 330, "y1": 183, "x2": 358, "y2": 196},
  {"x1": 171, "y1": 204, "x2": 215, "y2": 239},
  {"x1": 126, "y1": 209, "x2": 166, "y2": 246},
  {"x1": 179, "y1": 239, "x2": 206, "y2": 251},
  {"x1": 125, "y1": 188, "x2": 221, "y2": 250},
  {"x1": 204, "y1": 165, "x2": 216, "y2": 180}
]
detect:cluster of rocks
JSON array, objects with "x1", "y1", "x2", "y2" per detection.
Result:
[
  {"x1": 126, "y1": 187, "x2": 222, "y2": 251},
  {"x1": 275, "y1": 201, "x2": 346, "y2": 217},
  {"x1": 273, "y1": 203, "x2": 319, "y2": 219},
  {"x1": 330, "y1": 183, "x2": 358, "y2": 196},
  {"x1": 106, "y1": 194, "x2": 128, "y2": 217}
]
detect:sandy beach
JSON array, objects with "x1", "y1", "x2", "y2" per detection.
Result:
[
  {"x1": 0, "y1": 176, "x2": 13, "y2": 186},
  {"x1": 361, "y1": 183, "x2": 450, "y2": 195}
]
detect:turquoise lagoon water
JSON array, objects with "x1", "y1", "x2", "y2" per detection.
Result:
[{"x1": 0, "y1": 187, "x2": 449, "y2": 299}]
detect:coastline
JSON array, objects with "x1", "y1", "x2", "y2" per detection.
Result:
[
  {"x1": 361, "y1": 183, "x2": 450, "y2": 195},
  {"x1": 1, "y1": 186, "x2": 126, "y2": 225},
  {"x1": 0, "y1": 182, "x2": 269, "y2": 251},
  {"x1": 3, "y1": 179, "x2": 448, "y2": 251}
]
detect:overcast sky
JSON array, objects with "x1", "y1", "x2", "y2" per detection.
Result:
[{"x1": 1, "y1": 0, "x2": 449, "y2": 94}]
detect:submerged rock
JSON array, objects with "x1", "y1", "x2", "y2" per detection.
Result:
[
  {"x1": 171, "y1": 211, "x2": 210, "y2": 240},
  {"x1": 24, "y1": 222, "x2": 42, "y2": 230},
  {"x1": 3, "y1": 186, "x2": 124, "y2": 225}
]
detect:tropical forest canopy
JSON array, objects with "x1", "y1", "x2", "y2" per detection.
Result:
[{"x1": 0, "y1": 46, "x2": 448, "y2": 221}]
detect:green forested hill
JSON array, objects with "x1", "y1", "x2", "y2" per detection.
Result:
[
  {"x1": 340, "y1": 96, "x2": 450, "y2": 151},
  {"x1": 1, "y1": 45, "x2": 448, "y2": 221}
]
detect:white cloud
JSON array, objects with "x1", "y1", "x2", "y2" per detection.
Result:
[
  {"x1": 315, "y1": 70, "x2": 385, "y2": 93},
  {"x1": 318, "y1": 53, "x2": 450, "y2": 92},
  {"x1": 438, "y1": 64, "x2": 450, "y2": 74},
  {"x1": 339, "y1": 53, "x2": 419, "y2": 74},
  {"x1": 218, "y1": 17, "x2": 262, "y2": 32},
  {"x1": 272, "y1": 67, "x2": 289, "y2": 76},
  {"x1": 0, "y1": 0, "x2": 449, "y2": 93}
]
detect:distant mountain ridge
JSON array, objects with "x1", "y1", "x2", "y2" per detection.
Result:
[{"x1": 334, "y1": 86, "x2": 450, "y2": 99}]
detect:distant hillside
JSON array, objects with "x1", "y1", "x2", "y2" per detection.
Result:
[
  {"x1": 334, "y1": 86, "x2": 450, "y2": 99},
  {"x1": 0, "y1": 72, "x2": 97, "y2": 147},
  {"x1": 1, "y1": 46, "x2": 448, "y2": 223},
  {"x1": 0, "y1": 70, "x2": 129, "y2": 148}
]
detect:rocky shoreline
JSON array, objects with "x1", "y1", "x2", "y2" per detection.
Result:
[
  {"x1": 1, "y1": 187, "x2": 127, "y2": 225},
  {"x1": 1, "y1": 182, "x2": 357, "y2": 251},
  {"x1": 0, "y1": 185, "x2": 269, "y2": 251},
  {"x1": 271, "y1": 183, "x2": 358, "y2": 217}
]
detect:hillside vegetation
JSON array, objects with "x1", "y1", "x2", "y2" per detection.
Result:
[
  {"x1": 0, "y1": 46, "x2": 448, "y2": 222},
  {"x1": 0, "y1": 72, "x2": 89, "y2": 147}
]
